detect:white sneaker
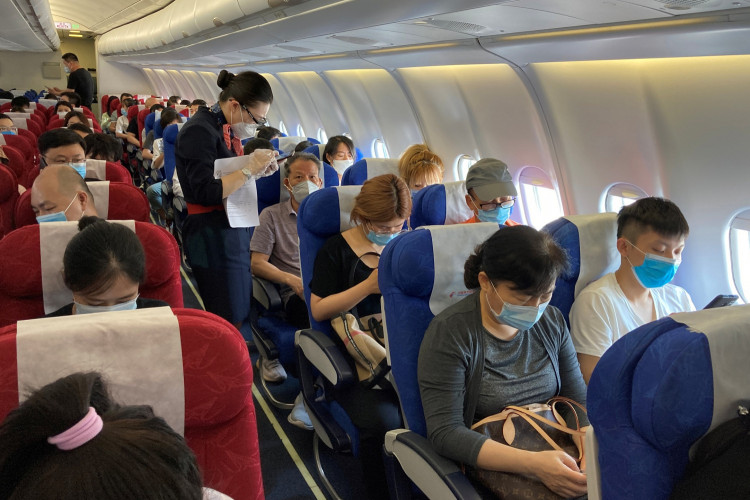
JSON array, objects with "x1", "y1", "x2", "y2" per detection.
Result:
[
  {"x1": 288, "y1": 393, "x2": 313, "y2": 431},
  {"x1": 258, "y1": 356, "x2": 287, "y2": 383}
]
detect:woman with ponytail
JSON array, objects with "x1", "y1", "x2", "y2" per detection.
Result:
[
  {"x1": 175, "y1": 70, "x2": 277, "y2": 327},
  {"x1": 0, "y1": 372, "x2": 214, "y2": 499},
  {"x1": 418, "y1": 226, "x2": 589, "y2": 499},
  {"x1": 397, "y1": 143, "x2": 444, "y2": 193}
]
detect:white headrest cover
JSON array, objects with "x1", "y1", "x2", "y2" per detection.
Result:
[
  {"x1": 365, "y1": 158, "x2": 399, "y2": 180},
  {"x1": 336, "y1": 185, "x2": 363, "y2": 232},
  {"x1": 0, "y1": 135, "x2": 6, "y2": 146},
  {"x1": 85, "y1": 159, "x2": 107, "y2": 181},
  {"x1": 276, "y1": 136, "x2": 306, "y2": 155},
  {"x1": 428, "y1": 223, "x2": 500, "y2": 315},
  {"x1": 443, "y1": 181, "x2": 474, "y2": 225},
  {"x1": 40, "y1": 219, "x2": 136, "y2": 313},
  {"x1": 38, "y1": 99, "x2": 59, "y2": 107},
  {"x1": 16, "y1": 307, "x2": 186, "y2": 434},
  {"x1": 671, "y1": 305, "x2": 750, "y2": 439},
  {"x1": 565, "y1": 213, "x2": 619, "y2": 298},
  {"x1": 87, "y1": 181, "x2": 110, "y2": 218},
  {"x1": 4, "y1": 113, "x2": 31, "y2": 120},
  {"x1": 8, "y1": 119, "x2": 27, "y2": 130}
]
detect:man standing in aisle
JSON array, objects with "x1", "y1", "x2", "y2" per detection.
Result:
[{"x1": 47, "y1": 53, "x2": 94, "y2": 109}]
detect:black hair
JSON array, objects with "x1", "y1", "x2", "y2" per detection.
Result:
[
  {"x1": 121, "y1": 98, "x2": 134, "y2": 110},
  {"x1": 216, "y1": 70, "x2": 273, "y2": 107},
  {"x1": 294, "y1": 140, "x2": 314, "y2": 153},
  {"x1": 0, "y1": 113, "x2": 11, "y2": 122},
  {"x1": 62, "y1": 216, "x2": 146, "y2": 295},
  {"x1": 54, "y1": 101, "x2": 73, "y2": 113},
  {"x1": 119, "y1": 93, "x2": 132, "y2": 102},
  {"x1": 255, "y1": 126, "x2": 281, "y2": 141},
  {"x1": 159, "y1": 107, "x2": 180, "y2": 131},
  {"x1": 84, "y1": 133, "x2": 122, "y2": 162},
  {"x1": 242, "y1": 137, "x2": 273, "y2": 155},
  {"x1": 0, "y1": 91, "x2": 13, "y2": 100},
  {"x1": 10, "y1": 96, "x2": 29, "y2": 110},
  {"x1": 61, "y1": 52, "x2": 79, "y2": 62},
  {"x1": 616, "y1": 196, "x2": 690, "y2": 241},
  {"x1": 464, "y1": 226, "x2": 569, "y2": 296},
  {"x1": 150, "y1": 103, "x2": 165, "y2": 113},
  {"x1": 284, "y1": 152, "x2": 321, "y2": 178},
  {"x1": 38, "y1": 128, "x2": 86, "y2": 157},
  {"x1": 68, "y1": 122, "x2": 93, "y2": 136},
  {"x1": 179, "y1": 99, "x2": 191, "y2": 106},
  {"x1": 61, "y1": 92, "x2": 82, "y2": 107},
  {"x1": 168, "y1": 96, "x2": 180, "y2": 104},
  {"x1": 0, "y1": 372, "x2": 203, "y2": 500},
  {"x1": 63, "y1": 110, "x2": 87, "y2": 127},
  {"x1": 190, "y1": 99, "x2": 206, "y2": 107},
  {"x1": 323, "y1": 135, "x2": 354, "y2": 164}
]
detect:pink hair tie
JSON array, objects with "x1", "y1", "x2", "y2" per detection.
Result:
[{"x1": 47, "y1": 407, "x2": 103, "y2": 451}]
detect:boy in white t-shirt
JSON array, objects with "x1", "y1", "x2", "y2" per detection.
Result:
[{"x1": 570, "y1": 197, "x2": 695, "y2": 383}]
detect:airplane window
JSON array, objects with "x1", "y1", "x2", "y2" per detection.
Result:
[
  {"x1": 603, "y1": 183, "x2": 648, "y2": 213},
  {"x1": 372, "y1": 139, "x2": 389, "y2": 159},
  {"x1": 278, "y1": 121, "x2": 288, "y2": 135},
  {"x1": 296, "y1": 124, "x2": 305, "y2": 137},
  {"x1": 318, "y1": 128, "x2": 328, "y2": 144},
  {"x1": 456, "y1": 154, "x2": 477, "y2": 180},
  {"x1": 729, "y1": 211, "x2": 750, "y2": 302},
  {"x1": 518, "y1": 166, "x2": 564, "y2": 229}
]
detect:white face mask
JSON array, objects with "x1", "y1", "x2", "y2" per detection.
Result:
[
  {"x1": 332, "y1": 159, "x2": 354, "y2": 175},
  {"x1": 291, "y1": 180, "x2": 319, "y2": 203},
  {"x1": 63, "y1": 65, "x2": 71, "y2": 74},
  {"x1": 74, "y1": 296, "x2": 139, "y2": 315},
  {"x1": 229, "y1": 105, "x2": 258, "y2": 140}
]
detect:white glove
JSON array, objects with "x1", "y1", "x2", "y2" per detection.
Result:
[{"x1": 244, "y1": 149, "x2": 279, "y2": 179}]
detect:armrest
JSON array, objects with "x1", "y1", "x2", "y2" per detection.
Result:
[
  {"x1": 252, "y1": 276, "x2": 283, "y2": 312},
  {"x1": 384, "y1": 429, "x2": 482, "y2": 500},
  {"x1": 296, "y1": 328, "x2": 354, "y2": 387}
]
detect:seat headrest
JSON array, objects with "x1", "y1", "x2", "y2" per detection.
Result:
[
  {"x1": 298, "y1": 185, "x2": 362, "y2": 236},
  {"x1": 271, "y1": 136, "x2": 320, "y2": 155},
  {"x1": 255, "y1": 161, "x2": 338, "y2": 211},
  {"x1": 341, "y1": 158, "x2": 399, "y2": 186},
  {"x1": 144, "y1": 113, "x2": 155, "y2": 134},
  {"x1": 85, "y1": 159, "x2": 107, "y2": 180},
  {"x1": 164, "y1": 123, "x2": 180, "y2": 143},
  {"x1": 410, "y1": 181, "x2": 473, "y2": 228}
]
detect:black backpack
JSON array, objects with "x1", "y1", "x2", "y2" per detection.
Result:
[{"x1": 670, "y1": 405, "x2": 750, "y2": 500}]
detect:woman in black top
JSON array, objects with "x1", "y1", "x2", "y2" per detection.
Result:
[
  {"x1": 175, "y1": 70, "x2": 276, "y2": 327},
  {"x1": 308, "y1": 174, "x2": 412, "y2": 500},
  {"x1": 46, "y1": 216, "x2": 168, "y2": 317}
]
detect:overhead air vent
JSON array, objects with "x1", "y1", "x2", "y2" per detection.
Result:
[
  {"x1": 182, "y1": 31, "x2": 190, "y2": 38},
  {"x1": 658, "y1": 0, "x2": 712, "y2": 8},
  {"x1": 213, "y1": 17, "x2": 224, "y2": 27},
  {"x1": 416, "y1": 19, "x2": 490, "y2": 35},
  {"x1": 277, "y1": 44, "x2": 317, "y2": 53},
  {"x1": 242, "y1": 51, "x2": 268, "y2": 58},
  {"x1": 329, "y1": 35, "x2": 381, "y2": 46}
]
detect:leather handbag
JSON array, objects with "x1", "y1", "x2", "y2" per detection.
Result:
[
  {"x1": 466, "y1": 397, "x2": 587, "y2": 500},
  {"x1": 330, "y1": 312, "x2": 389, "y2": 389}
]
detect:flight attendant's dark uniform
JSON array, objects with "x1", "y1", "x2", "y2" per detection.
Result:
[{"x1": 175, "y1": 104, "x2": 250, "y2": 324}]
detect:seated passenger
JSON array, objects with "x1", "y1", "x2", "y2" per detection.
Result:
[
  {"x1": 309, "y1": 173, "x2": 410, "y2": 500},
  {"x1": 190, "y1": 99, "x2": 207, "y2": 115},
  {"x1": 54, "y1": 100, "x2": 73, "y2": 117},
  {"x1": 294, "y1": 140, "x2": 313, "y2": 153},
  {"x1": 64, "y1": 110, "x2": 88, "y2": 128},
  {"x1": 10, "y1": 96, "x2": 30, "y2": 113},
  {"x1": 69, "y1": 122, "x2": 93, "y2": 138},
  {"x1": 398, "y1": 143, "x2": 444, "y2": 193},
  {"x1": 250, "y1": 153, "x2": 323, "y2": 382},
  {"x1": 242, "y1": 137, "x2": 273, "y2": 156},
  {"x1": 84, "y1": 133, "x2": 123, "y2": 162},
  {"x1": 60, "y1": 91, "x2": 82, "y2": 107},
  {"x1": 146, "y1": 108, "x2": 182, "y2": 225},
  {"x1": 180, "y1": 99, "x2": 191, "y2": 106},
  {"x1": 168, "y1": 95, "x2": 181, "y2": 107},
  {"x1": 31, "y1": 165, "x2": 99, "y2": 222},
  {"x1": 47, "y1": 216, "x2": 168, "y2": 316},
  {"x1": 418, "y1": 226, "x2": 588, "y2": 498},
  {"x1": 116, "y1": 99, "x2": 139, "y2": 147},
  {"x1": 322, "y1": 135, "x2": 354, "y2": 179},
  {"x1": 569, "y1": 197, "x2": 695, "y2": 383},
  {"x1": 0, "y1": 113, "x2": 16, "y2": 135},
  {"x1": 463, "y1": 158, "x2": 519, "y2": 226},
  {"x1": 255, "y1": 126, "x2": 281, "y2": 141},
  {"x1": 38, "y1": 128, "x2": 87, "y2": 177},
  {"x1": 0, "y1": 372, "x2": 218, "y2": 500}
]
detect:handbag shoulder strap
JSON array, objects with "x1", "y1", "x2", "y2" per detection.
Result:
[{"x1": 348, "y1": 251, "x2": 380, "y2": 320}]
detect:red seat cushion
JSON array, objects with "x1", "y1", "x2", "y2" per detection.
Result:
[
  {"x1": 0, "y1": 308, "x2": 263, "y2": 500},
  {"x1": 0, "y1": 164, "x2": 18, "y2": 237},
  {"x1": 0, "y1": 220, "x2": 182, "y2": 326},
  {"x1": 1, "y1": 145, "x2": 27, "y2": 184}
]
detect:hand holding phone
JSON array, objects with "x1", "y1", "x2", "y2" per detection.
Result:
[{"x1": 703, "y1": 294, "x2": 739, "y2": 309}]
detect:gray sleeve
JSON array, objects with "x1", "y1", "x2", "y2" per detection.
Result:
[
  {"x1": 551, "y1": 308, "x2": 590, "y2": 426},
  {"x1": 250, "y1": 208, "x2": 275, "y2": 255},
  {"x1": 418, "y1": 316, "x2": 488, "y2": 466}
]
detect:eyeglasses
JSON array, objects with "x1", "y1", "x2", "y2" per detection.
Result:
[
  {"x1": 241, "y1": 104, "x2": 268, "y2": 126},
  {"x1": 476, "y1": 198, "x2": 516, "y2": 211},
  {"x1": 368, "y1": 222, "x2": 410, "y2": 235}
]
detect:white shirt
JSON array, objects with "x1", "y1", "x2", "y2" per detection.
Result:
[
  {"x1": 570, "y1": 272, "x2": 695, "y2": 357},
  {"x1": 116, "y1": 115, "x2": 130, "y2": 135},
  {"x1": 152, "y1": 138, "x2": 164, "y2": 161}
]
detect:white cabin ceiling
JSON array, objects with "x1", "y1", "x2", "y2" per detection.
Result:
[
  {"x1": 0, "y1": 0, "x2": 59, "y2": 52},
  {"x1": 47, "y1": 0, "x2": 173, "y2": 34}
]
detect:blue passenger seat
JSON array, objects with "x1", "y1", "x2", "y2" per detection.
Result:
[{"x1": 410, "y1": 181, "x2": 475, "y2": 228}]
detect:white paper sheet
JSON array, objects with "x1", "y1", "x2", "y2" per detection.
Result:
[{"x1": 214, "y1": 156, "x2": 260, "y2": 228}]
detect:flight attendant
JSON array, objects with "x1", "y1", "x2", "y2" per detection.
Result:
[{"x1": 175, "y1": 70, "x2": 277, "y2": 327}]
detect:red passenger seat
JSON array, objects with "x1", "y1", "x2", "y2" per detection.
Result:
[{"x1": 0, "y1": 164, "x2": 19, "y2": 238}]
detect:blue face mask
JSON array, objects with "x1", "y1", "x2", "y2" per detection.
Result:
[
  {"x1": 366, "y1": 230, "x2": 399, "y2": 246},
  {"x1": 626, "y1": 241, "x2": 680, "y2": 288},
  {"x1": 486, "y1": 282, "x2": 548, "y2": 331},
  {"x1": 476, "y1": 205, "x2": 511, "y2": 224},
  {"x1": 36, "y1": 195, "x2": 78, "y2": 224},
  {"x1": 74, "y1": 296, "x2": 139, "y2": 315},
  {"x1": 1, "y1": 130, "x2": 16, "y2": 136},
  {"x1": 70, "y1": 162, "x2": 87, "y2": 178}
]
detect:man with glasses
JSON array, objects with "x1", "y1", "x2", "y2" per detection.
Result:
[
  {"x1": 37, "y1": 129, "x2": 88, "y2": 179},
  {"x1": 462, "y1": 158, "x2": 520, "y2": 226},
  {"x1": 0, "y1": 114, "x2": 17, "y2": 136}
]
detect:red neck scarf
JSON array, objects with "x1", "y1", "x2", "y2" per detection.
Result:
[{"x1": 222, "y1": 124, "x2": 243, "y2": 156}]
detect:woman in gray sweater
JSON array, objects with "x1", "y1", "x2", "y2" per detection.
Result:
[{"x1": 418, "y1": 226, "x2": 589, "y2": 499}]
